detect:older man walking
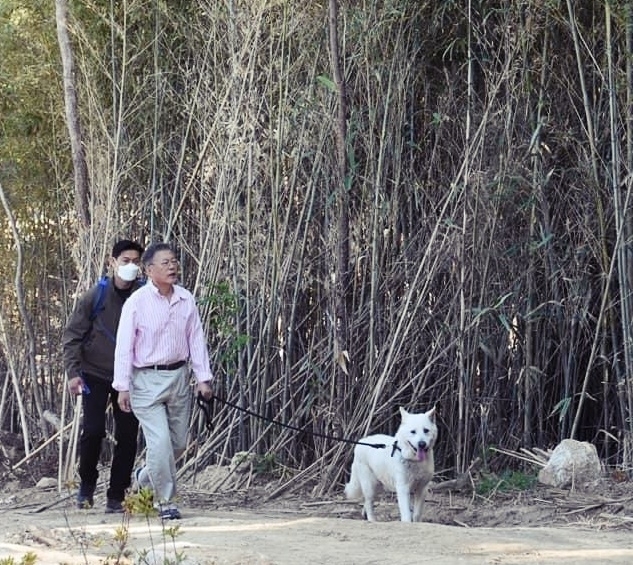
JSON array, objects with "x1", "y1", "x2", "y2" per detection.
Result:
[{"x1": 113, "y1": 242, "x2": 213, "y2": 520}]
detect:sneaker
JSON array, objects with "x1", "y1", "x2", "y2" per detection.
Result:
[
  {"x1": 105, "y1": 499, "x2": 124, "y2": 514},
  {"x1": 76, "y1": 494, "x2": 94, "y2": 509},
  {"x1": 158, "y1": 505, "x2": 181, "y2": 520}
]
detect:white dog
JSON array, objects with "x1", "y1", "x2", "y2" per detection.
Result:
[{"x1": 345, "y1": 407, "x2": 437, "y2": 522}]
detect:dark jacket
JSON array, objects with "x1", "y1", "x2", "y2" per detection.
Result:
[{"x1": 63, "y1": 277, "x2": 141, "y2": 382}]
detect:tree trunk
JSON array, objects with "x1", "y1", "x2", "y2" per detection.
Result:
[{"x1": 55, "y1": 0, "x2": 91, "y2": 229}]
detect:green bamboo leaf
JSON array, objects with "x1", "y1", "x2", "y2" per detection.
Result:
[
  {"x1": 316, "y1": 75, "x2": 337, "y2": 92},
  {"x1": 550, "y1": 397, "x2": 572, "y2": 423}
]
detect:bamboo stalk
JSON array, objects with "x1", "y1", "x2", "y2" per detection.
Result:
[{"x1": 606, "y1": 0, "x2": 633, "y2": 468}]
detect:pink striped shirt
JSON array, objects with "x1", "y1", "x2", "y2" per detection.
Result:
[{"x1": 112, "y1": 280, "x2": 213, "y2": 391}]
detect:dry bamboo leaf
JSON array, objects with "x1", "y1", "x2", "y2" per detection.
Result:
[{"x1": 336, "y1": 349, "x2": 350, "y2": 376}]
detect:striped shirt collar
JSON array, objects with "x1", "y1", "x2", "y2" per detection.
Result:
[{"x1": 145, "y1": 279, "x2": 187, "y2": 302}]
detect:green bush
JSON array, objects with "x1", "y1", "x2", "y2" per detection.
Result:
[
  {"x1": 476, "y1": 470, "x2": 538, "y2": 496},
  {"x1": 0, "y1": 553, "x2": 37, "y2": 565}
]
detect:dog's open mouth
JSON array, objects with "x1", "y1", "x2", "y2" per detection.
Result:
[{"x1": 407, "y1": 441, "x2": 429, "y2": 462}]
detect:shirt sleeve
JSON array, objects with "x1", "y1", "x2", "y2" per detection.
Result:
[
  {"x1": 113, "y1": 297, "x2": 136, "y2": 391},
  {"x1": 62, "y1": 288, "x2": 95, "y2": 379},
  {"x1": 187, "y1": 296, "x2": 214, "y2": 383}
]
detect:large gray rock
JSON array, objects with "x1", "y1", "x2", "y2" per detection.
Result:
[{"x1": 538, "y1": 439, "x2": 602, "y2": 488}]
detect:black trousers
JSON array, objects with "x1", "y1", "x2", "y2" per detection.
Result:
[{"x1": 78, "y1": 374, "x2": 139, "y2": 501}]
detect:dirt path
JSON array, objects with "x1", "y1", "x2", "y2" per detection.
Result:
[
  {"x1": 2, "y1": 499, "x2": 633, "y2": 564},
  {"x1": 2, "y1": 469, "x2": 633, "y2": 564}
]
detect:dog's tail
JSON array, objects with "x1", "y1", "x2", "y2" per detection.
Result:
[{"x1": 344, "y1": 463, "x2": 362, "y2": 500}]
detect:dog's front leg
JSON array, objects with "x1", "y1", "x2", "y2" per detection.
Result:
[
  {"x1": 395, "y1": 483, "x2": 412, "y2": 522},
  {"x1": 412, "y1": 487, "x2": 427, "y2": 522}
]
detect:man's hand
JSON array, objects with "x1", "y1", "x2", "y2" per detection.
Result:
[
  {"x1": 118, "y1": 390, "x2": 132, "y2": 412},
  {"x1": 68, "y1": 376, "x2": 85, "y2": 396},
  {"x1": 197, "y1": 380, "x2": 213, "y2": 401}
]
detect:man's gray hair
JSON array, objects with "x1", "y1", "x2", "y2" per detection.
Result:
[{"x1": 141, "y1": 242, "x2": 174, "y2": 266}]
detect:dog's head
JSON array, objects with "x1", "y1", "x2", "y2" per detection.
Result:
[{"x1": 396, "y1": 406, "x2": 438, "y2": 462}]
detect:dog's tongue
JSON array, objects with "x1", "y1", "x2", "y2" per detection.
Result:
[{"x1": 416, "y1": 448, "x2": 427, "y2": 462}]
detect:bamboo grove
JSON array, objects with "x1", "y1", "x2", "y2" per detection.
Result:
[{"x1": 2, "y1": 0, "x2": 633, "y2": 491}]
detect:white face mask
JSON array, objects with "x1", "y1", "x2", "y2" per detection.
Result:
[{"x1": 117, "y1": 263, "x2": 140, "y2": 282}]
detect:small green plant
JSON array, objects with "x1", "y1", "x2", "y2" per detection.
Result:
[
  {"x1": 124, "y1": 486, "x2": 158, "y2": 517},
  {"x1": 0, "y1": 552, "x2": 37, "y2": 565},
  {"x1": 113, "y1": 489, "x2": 185, "y2": 565},
  {"x1": 102, "y1": 521, "x2": 133, "y2": 564},
  {"x1": 134, "y1": 523, "x2": 185, "y2": 565},
  {"x1": 61, "y1": 484, "x2": 186, "y2": 564},
  {"x1": 476, "y1": 469, "x2": 538, "y2": 496},
  {"x1": 253, "y1": 452, "x2": 278, "y2": 475},
  {"x1": 198, "y1": 281, "x2": 250, "y2": 372}
]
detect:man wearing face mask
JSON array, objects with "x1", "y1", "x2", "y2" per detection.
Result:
[{"x1": 63, "y1": 239, "x2": 145, "y2": 513}]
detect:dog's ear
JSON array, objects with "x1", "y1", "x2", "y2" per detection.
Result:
[
  {"x1": 399, "y1": 406, "x2": 409, "y2": 419},
  {"x1": 426, "y1": 406, "x2": 436, "y2": 422}
]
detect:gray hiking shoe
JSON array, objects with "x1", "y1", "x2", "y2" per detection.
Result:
[{"x1": 158, "y1": 505, "x2": 181, "y2": 520}]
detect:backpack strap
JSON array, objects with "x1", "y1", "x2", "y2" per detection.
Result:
[
  {"x1": 88, "y1": 276, "x2": 117, "y2": 344},
  {"x1": 89, "y1": 276, "x2": 109, "y2": 322}
]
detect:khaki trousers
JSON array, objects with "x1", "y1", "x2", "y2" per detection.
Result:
[{"x1": 130, "y1": 365, "x2": 191, "y2": 504}]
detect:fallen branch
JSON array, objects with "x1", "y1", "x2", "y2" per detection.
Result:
[
  {"x1": 12, "y1": 421, "x2": 74, "y2": 471},
  {"x1": 301, "y1": 500, "x2": 344, "y2": 507},
  {"x1": 31, "y1": 492, "x2": 75, "y2": 513},
  {"x1": 490, "y1": 446, "x2": 547, "y2": 467},
  {"x1": 599, "y1": 512, "x2": 633, "y2": 523},
  {"x1": 562, "y1": 502, "x2": 607, "y2": 515}
]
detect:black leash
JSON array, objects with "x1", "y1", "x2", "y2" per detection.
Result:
[{"x1": 203, "y1": 394, "x2": 389, "y2": 450}]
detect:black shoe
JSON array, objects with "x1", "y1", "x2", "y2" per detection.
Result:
[
  {"x1": 76, "y1": 494, "x2": 94, "y2": 509},
  {"x1": 105, "y1": 499, "x2": 124, "y2": 514},
  {"x1": 77, "y1": 483, "x2": 95, "y2": 509}
]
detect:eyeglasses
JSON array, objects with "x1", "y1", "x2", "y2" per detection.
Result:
[{"x1": 150, "y1": 259, "x2": 180, "y2": 268}]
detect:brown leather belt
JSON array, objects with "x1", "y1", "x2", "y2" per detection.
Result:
[{"x1": 140, "y1": 360, "x2": 187, "y2": 371}]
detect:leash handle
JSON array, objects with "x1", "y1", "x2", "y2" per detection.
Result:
[{"x1": 196, "y1": 392, "x2": 214, "y2": 433}]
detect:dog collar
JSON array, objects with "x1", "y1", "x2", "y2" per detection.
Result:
[{"x1": 390, "y1": 441, "x2": 401, "y2": 457}]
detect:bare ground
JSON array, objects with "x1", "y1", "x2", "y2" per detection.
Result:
[{"x1": 1, "y1": 461, "x2": 633, "y2": 564}]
